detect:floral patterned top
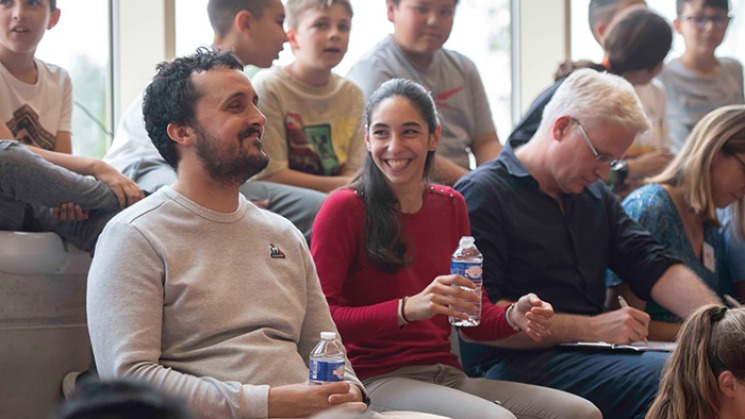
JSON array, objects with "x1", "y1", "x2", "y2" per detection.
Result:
[{"x1": 606, "y1": 183, "x2": 731, "y2": 322}]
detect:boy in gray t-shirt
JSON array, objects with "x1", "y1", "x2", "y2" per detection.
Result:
[
  {"x1": 657, "y1": 0, "x2": 744, "y2": 152},
  {"x1": 346, "y1": 0, "x2": 500, "y2": 186}
]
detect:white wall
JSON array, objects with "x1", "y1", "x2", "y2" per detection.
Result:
[{"x1": 114, "y1": 0, "x2": 175, "y2": 123}]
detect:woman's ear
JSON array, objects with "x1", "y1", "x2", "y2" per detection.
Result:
[
  {"x1": 429, "y1": 125, "x2": 442, "y2": 151},
  {"x1": 364, "y1": 132, "x2": 372, "y2": 152},
  {"x1": 719, "y1": 370, "x2": 738, "y2": 398}
]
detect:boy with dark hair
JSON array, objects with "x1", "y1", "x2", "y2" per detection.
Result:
[
  {"x1": 658, "y1": 0, "x2": 744, "y2": 152},
  {"x1": 251, "y1": 0, "x2": 365, "y2": 193}
]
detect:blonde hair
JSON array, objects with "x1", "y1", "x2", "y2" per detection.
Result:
[
  {"x1": 285, "y1": 0, "x2": 353, "y2": 29},
  {"x1": 648, "y1": 105, "x2": 745, "y2": 238},
  {"x1": 646, "y1": 305, "x2": 745, "y2": 419},
  {"x1": 538, "y1": 68, "x2": 650, "y2": 140}
]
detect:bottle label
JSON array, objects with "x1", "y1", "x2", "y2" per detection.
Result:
[
  {"x1": 451, "y1": 261, "x2": 482, "y2": 282},
  {"x1": 309, "y1": 359, "x2": 345, "y2": 383}
]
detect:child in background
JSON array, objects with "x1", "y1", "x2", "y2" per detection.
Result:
[
  {"x1": 0, "y1": 0, "x2": 143, "y2": 249},
  {"x1": 0, "y1": 0, "x2": 69, "y2": 152},
  {"x1": 646, "y1": 305, "x2": 745, "y2": 419},
  {"x1": 658, "y1": 0, "x2": 744, "y2": 153},
  {"x1": 346, "y1": 0, "x2": 501, "y2": 186},
  {"x1": 251, "y1": 0, "x2": 365, "y2": 193}
]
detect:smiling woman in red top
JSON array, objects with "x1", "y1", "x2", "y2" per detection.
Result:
[{"x1": 311, "y1": 78, "x2": 601, "y2": 419}]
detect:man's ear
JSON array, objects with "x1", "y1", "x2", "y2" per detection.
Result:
[
  {"x1": 166, "y1": 123, "x2": 196, "y2": 147},
  {"x1": 551, "y1": 115, "x2": 573, "y2": 142},
  {"x1": 47, "y1": 8, "x2": 61, "y2": 30}
]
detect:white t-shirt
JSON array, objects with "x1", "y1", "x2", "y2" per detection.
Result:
[
  {"x1": 103, "y1": 92, "x2": 161, "y2": 172},
  {"x1": 0, "y1": 58, "x2": 72, "y2": 150}
]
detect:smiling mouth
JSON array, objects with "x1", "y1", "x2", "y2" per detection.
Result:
[
  {"x1": 11, "y1": 27, "x2": 30, "y2": 34},
  {"x1": 385, "y1": 159, "x2": 411, "y2": 170}
]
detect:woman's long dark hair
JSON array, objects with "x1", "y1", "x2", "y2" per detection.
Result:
[{"x1": 351, "y1": 79, "x2": 439, "y2": 273}]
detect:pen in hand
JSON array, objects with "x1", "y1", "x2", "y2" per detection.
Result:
[
  {"x1": 617, "y1": 295, "x2": 649, "y2": 346},
  {"x1": 724, "y1": 294, "x2": 742, "y2": 308}
]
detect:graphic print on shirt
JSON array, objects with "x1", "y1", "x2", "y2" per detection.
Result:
[
  {"x1": 7, "y1": 104, "x2": 56, "y2": 150},
  {"x1": 285, "y1": 112, "x2": 339, "y2": 176},
  {"x1": 269, "y1": 243, "x2": 286, "y2": 259}
]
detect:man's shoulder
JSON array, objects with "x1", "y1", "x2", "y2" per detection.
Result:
[
  {"x1": 105, "y1": 190, "x2": 171, "y2": 228},
  {"x1": 454, "y1": 158, "x2": 512, "y2": 202},
  {"x1": 249, "y1": 201, "x2": 308, "y2": 242}
]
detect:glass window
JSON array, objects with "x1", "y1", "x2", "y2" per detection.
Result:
[
  {"x1": 35, "y1": 0, "x2": 112, "y2": 158},
  {"x1": 175, "y1": 0, "x2": 512, "y2": 142}
]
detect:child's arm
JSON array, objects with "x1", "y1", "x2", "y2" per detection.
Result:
[
  {"x1": 262, "y1": 170, "x2": 350, "y2": 193},
  {"x1": 0, "y1": 121, "x2": 13, "y2": 139},
  {"x1": 23, "y1": 144, "x2": 144, "y2": 208},
  {"x1": 53, "y1": 131, "x2": 73, "y2": 154},
  {"x1": 472, "y1": 131, "x2": 502, "y2": 166}
]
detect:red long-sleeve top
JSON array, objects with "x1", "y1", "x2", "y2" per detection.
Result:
[{"x1": 311, "y1": 187, "x2": 517, "y2": 380}]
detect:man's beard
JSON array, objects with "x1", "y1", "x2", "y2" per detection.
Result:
[{"x1": 194, "y1": 124, "x2": 269, "y2": 187}]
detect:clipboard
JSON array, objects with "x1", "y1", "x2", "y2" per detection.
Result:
[{"x1": 560, "y1": 340, "x2": 676, "y2": 352}]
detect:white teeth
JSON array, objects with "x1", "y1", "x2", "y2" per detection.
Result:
[{"x1": 386, "y1": 159, "x2": 408, "y2": 169}]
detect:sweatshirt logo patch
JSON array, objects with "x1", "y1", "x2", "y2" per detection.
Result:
[{"x1": 270, "y1": 243, "x2": 286, "y2": 259}]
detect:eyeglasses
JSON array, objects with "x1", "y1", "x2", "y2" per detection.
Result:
[
  {"x1": 572, "y1": 117, "x2": 625, "y2": 168},
  {"x1": 679, "y1": 14, "x2": 732, "y2": 30}
]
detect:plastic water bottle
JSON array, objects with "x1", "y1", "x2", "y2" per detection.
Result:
[
  {"x1": 308, "y1": 332, "x2": 345, "y2": 384},
  {"x1": 448, "y1": 236, "x2": 483, "y2": 327}
]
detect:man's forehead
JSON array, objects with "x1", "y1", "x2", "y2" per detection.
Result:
[{"x1": 191, "y1": 68, "x2": 254, "y2": 100}]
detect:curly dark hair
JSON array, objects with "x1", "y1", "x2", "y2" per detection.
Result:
[{"x1": 142, "y1": 48, "x2": 244, "y2": 168}]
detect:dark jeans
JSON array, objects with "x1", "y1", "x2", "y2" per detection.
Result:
[{"x1": 460, "y1": 341, "x2": 668, "y2": 419}]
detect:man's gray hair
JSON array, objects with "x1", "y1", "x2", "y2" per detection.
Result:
[{"x1": 538, "y1": 68, "x2": 650, "y2": 138}]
